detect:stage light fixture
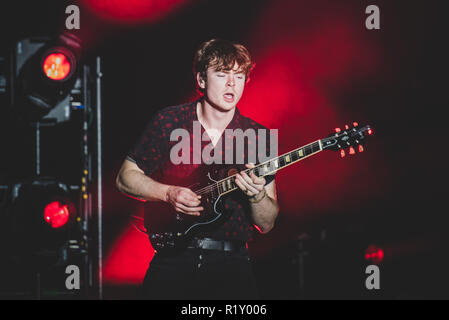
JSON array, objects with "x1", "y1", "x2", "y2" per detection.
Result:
[
  {"x1": 42, "y1": 53, "x2": 72, "y2": 81},
  {"x1": 7, "y1": 178, "x2": 81, "y2": 269},
  {"x1": 365, "y1": 244, "x2": 384, "y2": 264},
  {"x1": 44, "y1": 200, "x2": 71, "y2": 228},
  {"x1": 13, "y1": 33, "x2": 81, "y2": 124}
]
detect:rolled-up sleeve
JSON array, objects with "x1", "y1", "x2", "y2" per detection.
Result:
[{"x1": 127, "y1": 113, "x2": 169, "y2": 177}]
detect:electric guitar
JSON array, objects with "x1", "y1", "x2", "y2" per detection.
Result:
[{"x1": 146, "y1": 122, "x2": 374, "y2": 252}]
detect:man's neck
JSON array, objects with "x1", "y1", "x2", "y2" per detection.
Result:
[{"x1": 196, "y1": 99, "x2": 235, "y2": 133}]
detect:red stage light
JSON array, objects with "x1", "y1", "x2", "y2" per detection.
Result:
[
  {"x1": 44, "y1": 201, "x2": 70, "y2": 228},
  {"x1": 81, "y1": 0, "x2": 188, "y2": 24},
  {"x1": 365, "y1": 245, "x2": 384, "y2": 264},
  {"x1": 43, "y1": 53, "x2": 71, "y2": 80}
]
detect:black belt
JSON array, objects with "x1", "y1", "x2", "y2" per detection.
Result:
[{"x1": 187, "y1": 238, "x2": 247, "y2": 252}]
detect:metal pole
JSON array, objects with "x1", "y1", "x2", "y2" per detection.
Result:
[
  {"x1": 82, "y1": 64, "x2": 90, "y2": 297},
  {"x1": 35, "y1": 122, "x2": 40, "y2": 176},
  {"x1": 96, "y1": 56, "x2": 103, "y2": 299}
]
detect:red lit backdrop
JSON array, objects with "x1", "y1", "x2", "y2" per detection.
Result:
[{"x1": 102, "y1": 0, "x2": 392, "y2": 284}]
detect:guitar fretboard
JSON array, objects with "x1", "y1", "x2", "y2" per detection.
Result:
[{"x1": 213, "y1": 140, "x2": 322, "y2": 196}]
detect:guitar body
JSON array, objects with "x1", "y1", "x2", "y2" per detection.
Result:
[{"x1": 145, "y1": 164, "x2": 241, "y2": 253}]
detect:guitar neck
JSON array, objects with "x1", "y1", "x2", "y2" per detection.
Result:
[{"x1": 216, "y1": 140, "x2": 323, "y2": 196}]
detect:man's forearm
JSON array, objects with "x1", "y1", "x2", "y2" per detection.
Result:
[
  {"x1": 250, "y1": 194, "x2": 279, "y2": 233},
  {"x1": 116, "y1": 169, "x2": 169, "y2": 202}
]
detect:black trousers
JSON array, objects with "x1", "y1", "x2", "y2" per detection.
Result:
[{"x1": 141, "y1": 247, "x2": 259, "y2": 299}]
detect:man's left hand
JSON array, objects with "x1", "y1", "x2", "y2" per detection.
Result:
[{"x1": 235, "y1": 163, "x2": 266, "y2": 201}]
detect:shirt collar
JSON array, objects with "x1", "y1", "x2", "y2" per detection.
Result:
[{"x1": 191, "y1": 97, "x2": 241, "y2": 130}]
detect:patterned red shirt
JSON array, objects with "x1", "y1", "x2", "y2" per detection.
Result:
[{"x1": 127, "y1": 98, "x2": 275, "y2": 241}]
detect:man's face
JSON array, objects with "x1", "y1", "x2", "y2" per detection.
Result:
[{"x1": 198, "y1": 63, "x2": 246, "y2": 112}]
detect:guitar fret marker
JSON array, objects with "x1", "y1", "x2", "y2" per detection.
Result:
[{"x1": 285, "y1": 155, "x2": 291, "y2": 162}]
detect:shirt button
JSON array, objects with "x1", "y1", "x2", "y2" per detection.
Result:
[
  {"x1": 197, "y1": 263, "x2": 201, "y2": 268},
  {"x1": 199, "y1": 255, "x2": 203, "y2": 260}
]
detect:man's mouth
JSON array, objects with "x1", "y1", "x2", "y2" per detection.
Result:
[{"x1": 223, "y1": 93, "x2": 234, "y2": 102}]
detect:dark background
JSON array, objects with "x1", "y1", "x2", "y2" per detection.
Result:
[{"x1": 0, "y1": 0, "x2": 448, "y2": 299}]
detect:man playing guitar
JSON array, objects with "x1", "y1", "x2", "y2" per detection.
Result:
[{"x1": 116, "y1": 39, "x2": 279, "y2": 299}]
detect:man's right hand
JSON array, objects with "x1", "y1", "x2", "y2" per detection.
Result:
[{"x1": 165, "y1": 186, "x2": 203, "y2": 216}]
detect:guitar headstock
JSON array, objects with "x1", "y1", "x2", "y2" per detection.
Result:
[{"x1": 321, "y1": 122, "x2": 374, "y2": 157}]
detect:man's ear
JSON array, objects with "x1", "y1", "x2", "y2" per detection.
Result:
[{"x1": 196, "y1": 72, "x2": 206, "y2": 89}]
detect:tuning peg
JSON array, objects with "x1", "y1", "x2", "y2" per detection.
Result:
[
  {"x1": 358, "y1": 145, "x2": 364, "y2": 152},
  {"x1": 345, "y1": 124, "x2": 349, "y2": 130},
  {"x1": 353, "y1": 122, "x2": 359, "y2": 127},
  {"x1": 367, "y1": 128, "x2": 374, "y2": 135},
  {"x1": 335, "y1": 127, "x2": 341, "y2": 133},
  {"x1": 340, "y1": 149, "x2": 346, "y2": 158},
  {"x1": 349, "y1": 146, "x2": 355, "y2": 155}
]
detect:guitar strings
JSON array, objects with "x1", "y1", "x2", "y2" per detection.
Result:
[
  {"x1": 193, "y1": 167, "x2": 265, "y2": 196},
  {"x1": 191, "y1": 141, "x2": 321, "y2": 196},
  {"x1": 193, "y1": 169, "x2": 251, "y2": 195},
  {"x1": 193, "y1": 142, "x2": 321, "y2": 196}
]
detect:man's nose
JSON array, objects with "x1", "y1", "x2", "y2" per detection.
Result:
[{"x1": 226, "y1": 75, "x2": 235, "y2": 87}]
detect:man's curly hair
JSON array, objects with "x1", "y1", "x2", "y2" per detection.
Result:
[{"x1": 193, "y1": 39, "x2": 255, "y2": 93}]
